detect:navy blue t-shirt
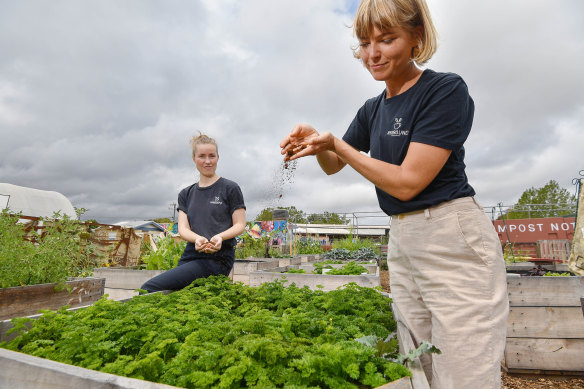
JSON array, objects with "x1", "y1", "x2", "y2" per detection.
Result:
[
  {"x1": 342, "y1": 69, "x2": 475, "y2": 216},
  {"x1": 177, "y1": 177, "x2": 245, "y2": 264}
]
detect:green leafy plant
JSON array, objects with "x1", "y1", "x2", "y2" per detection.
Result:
[
  {"x1": 2, "y1": 276, "x2": 410, "y2": 388},
  {"x1": 355, "y1": 336, "x2": 440, "y2": 365},
  {"x1": 313, "y1": 261, "x2": 368, "y2": 275},
  {"x1": 295, "y1": 237, "x2": 324, "y2": 255},
  {"x1": 323, "y1": 248, "x2": 353, "y2": 260},
  {"x1": 352, "y1": 247, "x2": 380, "y2": 261},
  {"x1": 543, "y1": 271, "x2": 572, "y2": 277},
  {"x1": 326, "y1": 261, "x2": 368, "y2": 275},
  {"x1": 0, "y1": 210, "x2": 101, "y2": 288},
  {"x1": 393, "y1": 341, "x2": 441, "y2": 364},
  {"x1": 332, "y1": 236, "x2": 376, "y2": 252},
  {"x1": 140, "y1": 236, "x2": 186, "y2": 270},
  {"x1": 235, "y1": 226, "x2": 279, "y2": 259},
  {"x1": 285, "y1": 268, "x2": 306, "y2": 274}
]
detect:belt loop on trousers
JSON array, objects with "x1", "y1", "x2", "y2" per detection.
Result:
[
  {"x1": 424, "y1": 208, "x2": 430, "y2": 219},
  {"x1": 471, "y1": 196, "x2": 481, "y2": 209}
]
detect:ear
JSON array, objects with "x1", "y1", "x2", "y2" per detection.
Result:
[{"x1": 413, "y1": 25, "x2": 423, "y2": 46}]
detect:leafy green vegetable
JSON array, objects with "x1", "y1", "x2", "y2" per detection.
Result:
[
  {"x1": 2, "y1": 276, "x2": 409, "y2": 388},
  {"x1": 285, "y1": 268, "x2": 306, "y2": 274},
  {"x1": 543, "y1": 271, "x2": 572, "y2": 277},
  {"x1": 393, "y1": 341, "x2": 441, "y2": 365},
  {"x1": 140, "y1": 236, "x2": 186, "y2": 270},
  {"x1": 313, "y1": 261, "x2": 368, "y2": 275}
]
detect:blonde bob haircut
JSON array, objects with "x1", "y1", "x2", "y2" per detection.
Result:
[
  {"x1": 190, "y1": 132, "x2": 218, "y2": 158},
  {"x1": 352, "y1": 0, "x2": 438, "y2": 65}
]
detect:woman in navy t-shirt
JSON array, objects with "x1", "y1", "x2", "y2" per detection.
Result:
[
  {"x1": 280, "y1": 1, "x2": 508, "y2": 388},
  {"x1": 141, "y1": 133, "x2": 246, "y2": 293}
]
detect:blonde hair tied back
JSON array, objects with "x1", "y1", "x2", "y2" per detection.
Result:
[{"x1": 190, "y1": 132, "x2": 218, "y2": 157}]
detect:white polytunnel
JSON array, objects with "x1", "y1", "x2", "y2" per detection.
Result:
[{"x1": 0, "y1": 183, "x2": 77, "y2": 219}]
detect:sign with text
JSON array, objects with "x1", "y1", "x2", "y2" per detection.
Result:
[{"x1": 493, "y1": 217, "x2": 575, "y2": 243}]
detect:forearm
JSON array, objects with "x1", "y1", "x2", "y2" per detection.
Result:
[
  {"x1": 332, "y1": 138, "x2": 425, "y2": 201},
  {"x1": 215, "y1": 222, "x2": 245, "y2": 241},
  {"x1": 178, "y1": 226, "x2": 203, "y2": 244},
  {"x1": 316, "y1": 149, "x2": 346, "y2": 175}
]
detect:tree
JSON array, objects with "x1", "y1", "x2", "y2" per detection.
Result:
[
  {"x1": 255, "y1": 206, "x2": 349, "y2": 224},
  {"x1": 506, "y1": 180, "x2": 577, "y2": 219},
  {"x1": 154, "y1": 217, "x2": 172, "y2": 223},
  {"x1": 307, "y1": 211, "x2": 349, "y2": 224},
  {"x1": 255, "y1": 206, "x2": 307, "y2": 223}
]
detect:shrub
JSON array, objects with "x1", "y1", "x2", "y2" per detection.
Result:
[{"x1": 0, "y1": 210, "x2": 101, "y2": 288}]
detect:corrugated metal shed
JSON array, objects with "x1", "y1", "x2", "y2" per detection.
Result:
[
  {"x1": 0, "y1": 183, "x2": 76, "y2": 219},
  {"x1": 114, "y1": 220, "x2": 166, "y2": 232},
  {"x1": 291, "y1": 223, "x2": 389, "y2": 237}
]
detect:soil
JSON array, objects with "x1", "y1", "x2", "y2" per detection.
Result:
[
  {"x1": 379, "y1": 270, "x2": 390, "y2": 293},
  {"x1": 380, "y1": 271, "x2": 584, "y2": 388},
  {"x1": 502, "y1": 372, "x2": 584, "y2": 388}
]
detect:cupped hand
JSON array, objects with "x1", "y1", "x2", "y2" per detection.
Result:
[
  {"x1": 207, "y1": 235, "x2": 223, "y2": 253},
  {"x1": 280, "y1": 124, "x2": 318, "y2": 161},
  {"x1": 280, "y1": 124, "x2": 335, "y2": 161},
  {"x1": 195, "y1": 237, "x2": 210, "y2": 252}
]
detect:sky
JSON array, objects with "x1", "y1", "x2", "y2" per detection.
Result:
[{"x1": 1, "y1": 0, "x2": 583, "y2": 225}]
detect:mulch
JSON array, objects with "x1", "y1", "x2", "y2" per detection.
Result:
[{"x1": 502, "y1": 372, "x2": 584, "y2": 388}]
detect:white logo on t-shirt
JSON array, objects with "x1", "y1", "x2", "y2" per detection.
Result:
[
  {"x1": 210, "y1": 196, "x2": 223, "y2": 205},
  {"x1": 387, "y1": 117, "x2": 409, "y2": 136}
]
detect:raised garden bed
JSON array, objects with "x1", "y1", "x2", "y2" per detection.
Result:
[
  {"x1": 505, "y1": 275, "x2": 584, "y2": 374},
  {"x1": 0, "y1": 277, "x2": 427, "y2": 388},
  {"x1": 0, "y1": 277, "x2": 105, "y2": 321},
  {"x1": 93, "y1": 267, "x2": 165, "y2": 300},
  {"x1": 249, "y1": 265, "x2": 380, "y2": 291},
  {"x1": 297, "y1": 262, "x2": 378, "y2": 275}
]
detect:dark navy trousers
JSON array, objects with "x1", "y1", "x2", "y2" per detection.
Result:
[{"x1": 140, "y1": 258, "x2": 232, "y2": 293}]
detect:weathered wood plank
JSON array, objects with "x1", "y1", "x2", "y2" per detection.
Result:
[
  {"x1": 505, "y1": 338, "x2": 584, "y2": 371},
  {"x1": 392, "y1": 303, "x2": 430, "y2": 389},
  {"x1": 508, "y1": 306, "x2": 584, "y2": 338},
  {"x1": 0, "y1": 348, "x2": 180, "y2": 389},
  {"x1": 0, "y1": 278, "x2": 105, "y2": 320},
  {"x1": 375, "y1": 376, "x2": 412, "y2": 389},
  {"x1": 507, "y1": 276, "x2": 584, "y2": 307}
]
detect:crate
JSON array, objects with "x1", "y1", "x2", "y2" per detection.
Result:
[{"x1": 505, "y1": 276, "x2": 584, "y2": 373}]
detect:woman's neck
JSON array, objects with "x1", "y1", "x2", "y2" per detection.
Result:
[
  {"x1": 385, "y1": 65, "x2": 423, "y2": 98},
  {"x1": 198, "y1": 174, "x2": 220, "y2": 187}
]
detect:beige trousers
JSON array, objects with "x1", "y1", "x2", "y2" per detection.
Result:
[{"x1": 388, "y1": 197, "x2": 508, "y2": 389}]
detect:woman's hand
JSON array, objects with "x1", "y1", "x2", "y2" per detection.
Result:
[
  {"x1": 207, "y1": 235, "x2": 223, "y2": 253},
  {"x1": 194, "y1": 236, "x2": 210, "y2": 252},
  {"x1": 280, "y1": 124, "x2": 334, "y2": 161}
]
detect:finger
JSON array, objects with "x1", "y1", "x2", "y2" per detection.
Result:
[
  {"x1": 286, "y1": 146, "x2": 315, "y2": 161},
  {"x1": 279, "y1": 134, "x2": 291, "y2": 149}
]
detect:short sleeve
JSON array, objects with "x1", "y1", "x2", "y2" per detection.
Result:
[
  {"x1": 228, "y1": 183, "x2": 246, "y2": 214},
  {"x1": 342, "y1": 93, "x2": 384, "y2": 153},
  {"x1": 177, "y1": 186, "x2": 189, "y2": 213},
  {"x1": 411, "y1": 76, "x2": 474, "y2": 150}
]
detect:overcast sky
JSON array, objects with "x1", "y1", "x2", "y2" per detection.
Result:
[{"x1": 1, "y1": 0, "x2": 582, "y2": 224}]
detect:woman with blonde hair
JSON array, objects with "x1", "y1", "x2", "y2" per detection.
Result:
[
  {"x1": 142, "y1": 133, "x2": 246, "y2": 293},
  {"x1": 280, "y1": 0, "x2": 508, "y2": 387}
]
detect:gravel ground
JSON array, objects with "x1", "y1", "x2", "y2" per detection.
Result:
[{"x1": 502, "y1": 372, "x2": 584, "y2": 388}]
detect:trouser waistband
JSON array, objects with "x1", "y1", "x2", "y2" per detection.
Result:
[{"x1": 394, "y1": 197, "x2": 482, "y2": 221}]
